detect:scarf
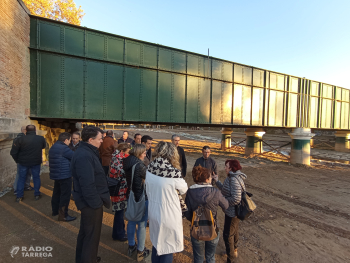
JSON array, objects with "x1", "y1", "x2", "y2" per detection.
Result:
[{"x1": 147, "y1": 157, "x2": 182, "y2": 178}]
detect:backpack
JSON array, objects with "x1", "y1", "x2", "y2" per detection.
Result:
[{"x1": 191, "y1": 205, "x2": 217, "y2": 241}]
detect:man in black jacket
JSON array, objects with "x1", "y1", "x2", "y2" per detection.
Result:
[
  {"x1": 49, "y1": 132, "x2": 76, "y2": 222},
  {"x1": 141, "y1": 135, "x2": 153, "y2": 166},
  {"x1": 13, "y1": 126, "x2": 33, "y2": 194},
  {"x1": 171, "y1": 134, "x2": 187, "y2": 177},
  {"x1": 10, "y1": 125, "x2": 46, "y2": 202},
  {"x1": 69, "y1": 131, "x2": 81, "y2": 151},
  {"x1": 71, "y1": 126, "x2": 111, "y2": 263},
  {"x1": 193, "y1": 146, "x2": 218, "y2": 177},
  {"x1": 117, "y1": 131, "x2": 133, "y2": 144}
]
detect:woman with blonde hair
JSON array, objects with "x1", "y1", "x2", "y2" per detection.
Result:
[
  {"x1": 146, "y1": 141, "x2": 188, "y2": 263},
  {"x1": 123, "y1": 144, "x2": 150, "y2": 261}
]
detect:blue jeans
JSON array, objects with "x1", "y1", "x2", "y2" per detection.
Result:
[
  {"x1": 112, "y1": 209, "x2": 126, "y2": 240},
  {"x1": 191, "y1": 231, "x2": 220, "y2": 263},
  {"x1": 17, "y1": 164, "x2": 41, "y2": 198},
  {"x1": 127, "y1": 200, "x2": 148, "y2": 251},
  {"x1": 151, "y1": 246, "x2": 173, "y2": 263},
  {"x1": 13, "y1": 164, "x2": 31, "y2": 192}
]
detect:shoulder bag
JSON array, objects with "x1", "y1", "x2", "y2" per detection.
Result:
[
  {"x1": 233, "y1": 175, "x2": 257, "y2": 221},
  {"x1": 125, "y1": 163, "x2": 146, "y2": 221}
]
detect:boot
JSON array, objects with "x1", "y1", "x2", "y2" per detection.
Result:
[{"x1": 58, "y1": 206, "x2": 76, "y2": 222}]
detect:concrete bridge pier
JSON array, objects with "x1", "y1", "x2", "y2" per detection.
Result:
[
  {"x1": 244, "y1": 128, "x2": 266, "y2": 156},
  {"x1": 221, "y1": 128, "x2": 233, "y2": 150},
  {"x1": 289, "y1": 128, "x2": 315, "y2": 165},
  {"x1": 334, "y1": 131, "x2": 350, "y2": 152}
]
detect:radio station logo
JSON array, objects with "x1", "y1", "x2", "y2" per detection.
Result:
[{"x1": 9, "y1": 245, "x2": 53, "y2": 258}]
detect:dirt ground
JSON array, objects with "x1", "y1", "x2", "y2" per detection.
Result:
[{"x1": 1, "y1": 128, "x2": 350, "y2": 263}]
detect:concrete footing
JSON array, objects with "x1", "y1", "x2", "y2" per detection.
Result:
[
  {"x1": 221, "y1": 128, "x2": 232, "y2": 150},
  {"x1": 334, "y1": 131, "x2": 350, "y2": 152},
  {"x1": 289, "y1": 128, "x2": 315, "y2": 165},
  {"x1": 244, "y1": 128, "x2": 265, "y2": 156}
]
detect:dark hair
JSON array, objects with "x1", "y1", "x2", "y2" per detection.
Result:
[
  {"x1": 58, "y1": 132, "x2": 71, "y2": 142},
  {"x1": 81, "y1": 125, "x2": 103, "y2": 142},
  {"x1": 117, "y1": 143, "x2": 131, "y2": 152},
  {"x1": 192, "y1": 165, "x2": 210, "y2": 183},
  {"x1": 106, "y1": 130, "x2": 114, "y2": 136},
  {"x1": 225, "y1": 159, "x2": 242, "y2": 172},
  {"x1": 203, "y1": 146, "x2": 211, "y2": 150},
  {"x1": 134, "y1": 133, "x2": 141, "y2": 139},
  {"x1": 141, "y1": 135, "x2": 153, "y2": 143},
  {"x1": 26, "y1": 125, "x2": 36, "y2": 132},
  {"x1": 72, "y1": 131, "x2": 80, "y2": 137},
  {"x1": 123, "y1": 131, "x2": 129, "y2": 135}
]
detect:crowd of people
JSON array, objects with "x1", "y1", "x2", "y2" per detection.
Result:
[{"x1": 10, "y1": 125, "x2": 247, "y2": 263}]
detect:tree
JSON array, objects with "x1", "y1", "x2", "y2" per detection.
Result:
[{"x1": 22, "y1": 0, "x2": 85, "y2": 26}]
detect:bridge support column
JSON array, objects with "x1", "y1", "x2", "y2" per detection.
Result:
[
  {"x1": 244, "y1": 128, "x2": 265, "y2": 156},
  {"x1": 335, "y1": 131, "x2": 350, "y2": 152},
  {"x1": 221, "y1": 128, "x2": 232, "y2": 150},
  {"x1": 289, "y1": 128, "x2": 315, "y2": 165}
]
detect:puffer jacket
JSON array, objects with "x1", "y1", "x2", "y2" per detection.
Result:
[
  {"x1": 123, "y1": 154, "x2": 147, "y2": 202},
  {"x1": 49, "y1": 141, "x2": 74, "y2": 180},
  {"x1": 184, "y1": 184, "x2": 229, "y2": 226},
  {"x1": 216, "y1": 170, "x2": 247, "y2": 218}
]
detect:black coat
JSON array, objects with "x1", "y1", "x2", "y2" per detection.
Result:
[
  {"x1": 10, "y1": 131, "x2": 46, "y2": 166},
  {"x1": 117, "y1": 137, "x2": 133, "y2": 144},
  {"x1": 69, "y1": 141, "x2": 80, "y2": 151},
  {"x1": 184, "y1": 184, "x2": 229, "y2": 226},
  {"x1": 71, "y1": 141, "x2": 111, "y2": 210},
  {"x1": 124, "y1": 155, "x2": 147, "y2": 202},
  {"x1": 177, "y1": 146, "x2": 187, "y2": 177}
]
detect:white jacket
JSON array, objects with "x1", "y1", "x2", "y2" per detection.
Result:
[{"x1": 145, "y1": 170, "x2": 188, "y2": 255}]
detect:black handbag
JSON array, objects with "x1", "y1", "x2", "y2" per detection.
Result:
[
  {"x1": 107, "y1": 176, "x2": 121, "y2": 197},
  {"x1": 233, "y1": 176, "x2": 257, "y2": 221}
]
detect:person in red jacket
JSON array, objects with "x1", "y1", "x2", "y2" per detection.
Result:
[{"x1": 109, "y1": 143, "x2": 131, "y2": 242}]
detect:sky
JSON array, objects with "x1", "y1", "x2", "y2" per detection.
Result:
[{"x1": 74, "y1": 0, "x2": 350, "y2": 89}]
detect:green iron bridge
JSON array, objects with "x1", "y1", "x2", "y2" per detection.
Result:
[{"x1": 29, "y1": 16, "x2": 350, "y2": 130}]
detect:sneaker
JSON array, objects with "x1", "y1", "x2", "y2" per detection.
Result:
[
  {"x1": 16, "y1": 197, "x2": 23, "y2": 203},
  {"x1": 128, "y1": 244, "x2": 137, "y2": 257},
  {"x1": 24, "y1": 186, "x2": 34, "y2": 191},
  {"x1": 137, "y1": 248, "x2": 150, "y2": 261}
]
